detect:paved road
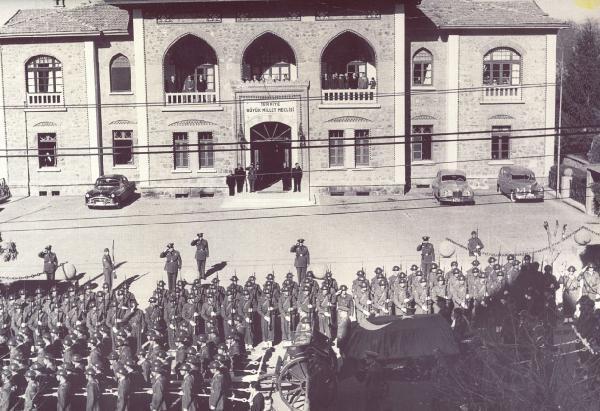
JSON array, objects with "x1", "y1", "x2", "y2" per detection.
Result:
[{"x1": 0, "y1": 191, "x2": 592, "y2": 307}]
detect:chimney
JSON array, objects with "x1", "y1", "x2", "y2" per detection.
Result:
[{"x1": 54, "y1": 0, "x2": 65, "y2": 7}]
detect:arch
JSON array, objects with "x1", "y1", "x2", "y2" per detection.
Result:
[
  {"x1": 326, "y1": 116, "x2": 372, "y2": 123},
  {"x1": 33, "y1": 121, "x2": 57, "y2": 127},
  {"x1": 168, "y1": 119, "x2": 217, "y2": 127},
  {"x1": 109, "y1": 119, "x2": 136, "y2": 125},
  {"x1": 488, "y1": 114, "x2": 515, "y2": 120},
  {"x1": 25, "y1": 55, "x2": 63, "y2": 94},
  {"x1": 241, "y1": 32, "x2": 297, "y2": 81},
  {"x1": 411, "y1": 114, "x2": 437, "y2": 121},
  {"x1": 109, "y1": 54, "x2": 131, "y2": 92},
  {"x1": 483, "y1": 47, "x2": 522, "y2": 86},
  {"x1": 320, "y1": 30, "x2": 377, "y2": 90},
  {"x1": 163, "y1": 34, "x2": 219, "y2": 94},
  {"x1": 412, "y1": 48, "x2": 433, "y2": 86}
]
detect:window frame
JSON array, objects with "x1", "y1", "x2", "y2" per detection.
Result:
[
  {"x1": 198, "y1": 132, "x2": 215, "y2": 169},
  {"x1": 37, "y1": 133, "x2": 57, "y2": 168},
  {"x1": 483, "y1": 48, "x2": 521, "y2": 86},
  {"x1": 412, "y1": 49, "x2": 433, "y2": 86},
  {"x1": 109, "y1": 54, "x2": 132, "y2": 93},
  {"x1": 411, "y1": 125, "x2": 433, "y2": 162},
  {"x1": 173, "y1": 132, "x2": 190, "y2": 170},
  {"x1": 112, "y1": 130, "x2": 134, "y2": 166},
  {"x1": 354, "y1": 129, "x2": 370, "y2": 167},
  {"x1": 26, "y1": 56, "x2": 63, "y2": 94},
  {"x1": 328, "y1": 130, "x2": 345, "y2": 168},
  {"x1": 491, "y1": 126, "x2": 511, "y2": 160},
  {"x1": 194, "y1": 64, "x2": 215, "y2": 92}
]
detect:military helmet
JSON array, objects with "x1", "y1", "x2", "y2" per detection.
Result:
[
  {"x1": 451, "y1": 261, "x2": 458, "y2": 267},
  {"x1": 340, "y1": 285, "x2": 348, "y2": 291},
  {"x1": 568, "y1": 266, "x2": 576, "y2": 273},
  {"x1": 306, "y1": 271, "x2": 314, "y2": 279},
  {"x1": 410, "y1": 264, "x2": 419, "y2": 271},
  {"x1": 357, "y1": 270, "x2": 365, "y2": 277},
  {"x1": 436, "y1": 275, "x2": 445, "y2": 283},
  {"x1": 430, "y1": 263, "x2": 438, "y2": 270},
  {"x1": 266, "y1": 273, "x2": 275, "y2": 280},
  {"x1": 471, "y1": 260, "x2": 480, "y2": 267},
  {"x1": 375, "y1": 267, "x2": 383, "y2": 275},
  {"x1": 286, "y1": 272, "x2": 294, "y2": 279},
  {"x1": 488, "y1": 257, "x2": 496, "y2": 263},
  {"x1": 493, "y1": 264, "x2": 501, "y2": 271},
  {"x1": 392, "y1": 265, "x2": 400, "y2": 272}
]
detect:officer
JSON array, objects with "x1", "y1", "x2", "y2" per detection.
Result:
[
  {"x1": 417, "y1": 236, "x2": 435, "y2": 275},
  {"x1": 102, "y1": 248, "x2": 116, "y2": 292},
  {"x1": 290, "y1": 239, "x2": 310, "y2": 284},
  {"x1": 160, "y1": 243, "x2": 182, "y2": 291},
  {"x1": 191, "y1": 233, "x2": 209, "y2": 280},
  {"x1": 467, "y1": 231, "x2": 484, "y2": 256},
  {"x1": 335, "y1": 285, "x2": 354, "y2": 342},
  {"x1": 38, "y1": 245, "x2": 58, "y2": 281}
]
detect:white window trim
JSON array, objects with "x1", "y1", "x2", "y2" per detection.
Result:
[{"x1": 37, "y1": 167, "x2": 61, "y2": 172}]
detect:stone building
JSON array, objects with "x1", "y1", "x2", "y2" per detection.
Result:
[{"x1": 0, "y1": 0, "x2": 565, "y2": 197}]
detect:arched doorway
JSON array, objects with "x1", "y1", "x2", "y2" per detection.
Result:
[{"x1": 250, "y1": 122, "x2": 291, "y2": 191}]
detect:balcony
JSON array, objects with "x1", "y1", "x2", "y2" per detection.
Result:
[
  {"x1": 26, "y1": 92, "x2": 63, "y2": 107},
  {"x1": 165, "y1": 92, "x2": 218, "y2": 105},
  {"x1": 321, "y1": 89, "x2": 377, "y2": 105},
  {"x1": 482, "y1": 85, "x2": 522, "y2": 104}
]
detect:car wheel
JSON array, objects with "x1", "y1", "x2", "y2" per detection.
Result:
[{"x1": 510, "y1": 191, "x2": 517, "y2": 202}]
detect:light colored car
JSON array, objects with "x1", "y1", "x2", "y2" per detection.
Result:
[
  {"x1": 432, "y1": 169, "x2": 475, "y2": 204},
  {"x1": 497, "y1": 166, "x2": 544, "y2": 202}
]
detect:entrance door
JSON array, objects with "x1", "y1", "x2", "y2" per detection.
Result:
[{"x1": 250, "y1": 122, "x2": 291, "y2": 191}]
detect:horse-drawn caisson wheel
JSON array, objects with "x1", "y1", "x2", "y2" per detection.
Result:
[{"x1": 277, "y1": 356, "x2": 308, "y2": 411}]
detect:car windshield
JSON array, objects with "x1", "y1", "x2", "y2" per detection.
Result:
[
  {"x1": 511, "y1": 174, "x2": 533, "y2": 181},
  {"x1": 441, "y1": 175, "x2": 466, "y2": 182},
  {"x1": 96, "y1": 178, "x2": 120, "y2": 187}
]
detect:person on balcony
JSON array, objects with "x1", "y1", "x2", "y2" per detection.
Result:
[
  {"x1": 182, "y1": 75, "x2": 196, "y2": 92},
  {"x1": 358, "y1": 73, "x2": 369, "y2": 89},
  {"x1": 322, "y1": 73, "x2": 330, "y2": 90},
  {"x1": 339, "y1": 74, "x2": 348, "y2": 89},
  {"x1": 349, "y1": 73, "x2": 358, "y2": 89},
  {"x1": 197, "y1": 75, "x2": 207, "y2": 93},
  {"x1": 165, "y1": 75, "x2": 178, "y2": 93},
  {"x1": 369, "y1": 77, "x2": 377, "y2": 89},
  {"x1": 331, "y1": 73, "x2": 339, "y2": 89}
]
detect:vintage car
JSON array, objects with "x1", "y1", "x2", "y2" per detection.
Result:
[
  {"x1": 85, "y1": 174, "x2": 136, "y2": 209},
  {"x1": 0, "y1": 178, "x2": 11, "y2": 203},
  {"x1": 432, "y1": 169, "x2": 475, "y2": 204},
  {"x1": 497, "y1": 166, "x2": 544, "y2": 202}
]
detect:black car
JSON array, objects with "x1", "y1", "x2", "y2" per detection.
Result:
[{"x1": 85, "y1": 174, "x2": 136, "y2": 209}]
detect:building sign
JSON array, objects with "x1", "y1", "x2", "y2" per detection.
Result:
[
  {"x1": 154, "y1": 13, "x2": 222, "y2": 24},
  {"x1": 244, "y1": 100, "x2": 296, "y2": 115}
]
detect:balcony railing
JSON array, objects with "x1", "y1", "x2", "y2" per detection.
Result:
[
  {"x1": 26, "y1": 92, "x2": 63, "y2": 107},
  {"x1": 165, "y1": 92, "x2": 218, "y2": 105},
  {"x1": 482, "y1": 85, "x2": 522, "y2": 103},
  {"x1": 322, "y1": 89, "x2": 377, "y2": 104}
]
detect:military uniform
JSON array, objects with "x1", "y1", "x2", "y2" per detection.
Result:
[
  {"x1": 316, "y1": 288, "x2": 334, "y2": 339},
  {"x1": 258, "y1": 292, "x2": 275, "y2": 344},
  {"x1": 290, "y1": 240, "x2": 310, "y2": 284},
  {"x1": 150, "y1": 371, "x2": 168, "y2": 411},
  {"x1": 279, "y1": 290, "x2": 297, "y2": 341},
  {"x1": 392, "y1": 280, "x2": 412, "y2": 316},
  {"x1": 191, "y1": 234, "x2": 209, "y2": 279},
  {"x1": 160, "y1": 245, "x2": 182, "y2": 291},
  {"x1": 416, "y1": 237, "x2": 435, "y2": 276},
  {"x1": 354, "y1": 287, "x2": 372, "y2": 323},
  {"x1": 38, "y1": 246, "x2": 58, "y2": 281},
  {"x1": 430, "y1": 276, "x2": 449, "y2": 316},
  {"x1": 102, "y1": 250, "x2": 115, "y2": 292},
  {"x1": 467, "y1": 232, "x2": 484, "y2": 256},
  {"x1": 336, "y1": 288, "x2": 353, "y2": 341},
  {"x1": 411, "y1": 279, "x2": 430, "y2": 315},
  {"x1": 181, "y1": 366, "x2": 198, "y2": 411}
]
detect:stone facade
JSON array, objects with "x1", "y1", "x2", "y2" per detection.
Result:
[{"x1": 0, "y1": 1, "x2": 561, "y2": 197}]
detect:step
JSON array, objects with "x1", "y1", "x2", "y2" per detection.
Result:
[{"x1": 220, "y1": 192, "x2": 315, "y2": 209}]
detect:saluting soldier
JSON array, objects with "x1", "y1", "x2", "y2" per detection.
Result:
[
  {"x1": 38, "y1": 245, "x2": 58, "y2": 281},
  {"x1": 417, "y1": 236, "x2": 435, "y2": 275},
  {"x1": 467, "y1": 231, "x2": 484, "y2": 257},
  {"x1": 102, "y1": 248, "x2": 116, "y2": 292},
  {"x1": 290, "y1": 239, "x2": 310, "y2": 284},
  {"x1": 191, "y1": 233, "x2": 209, "y2": 280},
  {"x1": 160, "y1": 243, "x2": 182, "y2": 291}
]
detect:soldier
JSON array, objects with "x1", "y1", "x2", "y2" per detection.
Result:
[
  {"x1": 335, "y1": 285, "x2": 353, "y2": 342},
  {"x1": 354, "y1": 282, "x2": 373, "y2": 323},
  {"x1": 581, "y1": 263, "x2": 600, "y2": 303},
  {"x1": 191, "y1": 233, "x2": 209, "y2": 280},
  {"x1": 38, "y1": 245, "x2": 58, "y2": 281},
  {"x1": 322, "y1": 270, "x2": 339, "y2": 293},
  {"x1": 102, "y1": 247, "x2": 116, "y2": 292},
  {"x1": 181, "y1": 363, "x2": 198, "y2": 411},
  {"x1": 389, "y1": 266, "x2": 401, "y2": 289},
  {"x1": 124, "y1": 300, "x2": 145, "y2": 354},
  {"x1": 150, "y1": 366, "x2": 168, "y2": 411},
  {"x1": 208, "y1": 361, "x2": 228, "y2": 411},
  {"x1": 370, "y1": 267, "x2": 385, "y2": 291},
  {"x1": 258, "y1": 289, "x2": 275, "y2": 347},
  {"x1": 412, "y1": 275, "x2": 430, "y2": 315},
  {"x1": 290, "y1": 239, "x2": 310, "y2": 284},
  {"x1": 417, "y1": 236, "x2": 435, "y2": 275},
  {"x1": 56, "y1": 369, "x2": 73, "y2": 411},
  {"x1": 85, "y1": 368, "x2": 102, "y2": 411},
  {"x1": 471, "y1": 271, "x2": 490, "y2": 328},
  {"x1": 506, "y1": 259, "x2": 521, "y2": 287},
  {"x1": 448, "y1": 274, "x2": 470, "y2": 312},
  {"x1": 503, "y1": 254, "x2": 515, "y2": 274},
  {"x1": 279, "y1": 287, "x2": 297, "y2": 342},
  {"x1": 559, "y1": 265, "x2": 581, "y2": 323},
  {"x1": 317, "y1": 285, "x2": 334, "y2": 339},
  {"x1": 239, "y1": 290, "x2": 256, "y2": 349},
  {"x1": 430, "y1": 275, "x2": 449, "y2": 318},
  {"x1": 226, "y1": 276, "x2": 244, "y2": 301},
  {"x1": 283, "y1": 272, "x2": 300, "y2": 299},
  {"x1": 372, "y1": 279, "x2": 391, "y2": 316},
  {"x1": 352, "y1": 270, "x2": 367, "y2": 296},
  {"x1": 466, "y1": 260, "x2": 481, "y2": 290},
  {"x1": 392, "y1": 277, "x2": 412, "y2": 316},
  {"x1": 160, "y1": 243, "x2": 182, "y2": 291},
  {"x1": 297, "y1": 286, "x2": 315, "y2": 331},
  {"x1": 22, "y1": 370, "x2": 40, "y2": 411},
  {"x1": 467, "y1": 231, "x2": 484, "y2": 257},
  {"x1": 484, "y1": 257, "x2": 497, "y2": 277},
  {"x1": 221, "y1": 291, "x2": 238, "y2": 340},
  {"x1": 115, "y1": 366, "x2": 131, "y2": 411}
]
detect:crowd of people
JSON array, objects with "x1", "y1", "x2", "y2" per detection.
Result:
[{"x1": 0, "y1": 231, "x2": 596, "y2": 410}]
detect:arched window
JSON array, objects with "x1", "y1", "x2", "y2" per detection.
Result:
[
  {"x1": 412, "y1": 49, "x2": 433, "y2": 86},
  {"x1": 242, "y1": 33, "x2": 297, "y2": 81},
  {"x1": 483, "y1": 48, "x2": 521, "y2": 86},
  {"x1": 26, "y1": 56, "x2": 63, "y2": 94},
  {"x1": 110, "y1": 54, "x2": 131, "y2": 92},
  {"x1": 321, "y1": 31, "x2": 376, "y2": 91}
]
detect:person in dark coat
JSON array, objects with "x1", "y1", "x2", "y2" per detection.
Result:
[
  {"x1": 115, "y1": 366, "x2": 131, "y2": 411},
  {"x1": 102, "y1": 247, "x2": 116, "y2": 292},
  {"x1": 234, "y1": 165, "x2": 246, "y2": 193},
  {"x1": 160, "y1": 243, "x2": 182, "y2": 291},
  {"x1": 226, "y1": 171, "x2": 236, "y2": 197},
  {"x1": 165, "y1": 75, "x2": 178, "y2": 93},
  {"x1": 85, "y1": 368, "x2": 101, "y2": 411},
  {"x1": 291, "y1": 163, "x2": 303, "y2": 192},
  {"x1": 249, "y1": 381, "x2": 265, "y2": 411},
  {"x1": 290, "y1": 239, "x2": 310, "y2": 284},
  {"x1": 56, "y1": 370, "x2": 73, "y2": 411},
  {"x1": 191, "y1": 233, "x2": 209, "y2": 280},
  {"x1": 467, "y1": 231, "x2": 485, "y2": 257},
  {"x1": 247, "y1": 164, "x2": 257, "y2": 193},
  {"x1": 38, "y1": 245, "x2": 58, "y2": 280},
  {"x1": 417, "y1": 236, "x2": 435, "y2": 275},
  {"x1": 150, "y1": 367, "x2": 168, "y2": 411},
  {"x1": 181, "y1": 363, "x2": 198, "y2": 411},
  {"x1": 282, "y1": 162, "x2": 292, "y2": 191}
]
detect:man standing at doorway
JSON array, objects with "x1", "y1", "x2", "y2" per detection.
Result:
[
  {"x1": 292, "y1": 163, "x2": 303, "y2": 192},
  {"x1": 191, "y1": 233, "x2": 209, "y2": 280},
  {"x1": 248, "y1": 164, "x2": 257, "y2": 193},
  {"x1": 234, "y1": 164, "x2": 246, "y2": 193},
  {"x1": 226, "y1": 171, "x2": 236, "y2": 197},
  {"x1": 282, "y1": 162, "x2": 292, "y2": 191},
  {"x1": 290, "y1": 239, "x2": 310, "y2": 284}
]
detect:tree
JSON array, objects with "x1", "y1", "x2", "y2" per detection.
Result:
[{"x1": 561, "y1": 20, "x2": 600, "y2": 155}]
